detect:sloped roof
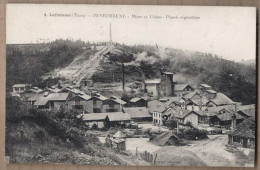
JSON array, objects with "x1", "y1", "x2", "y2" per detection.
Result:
[
  {"x1": 162, "y1": 72, "x2": 173, "y2": 75},
  {"x1": 150, "y1": 131, "x2": 179, "y2": 146},
  {"x1": 68, "y1": 94, "x2": 92, "y2": 101},
  {"x1": 238, "y1": 104, "x2": 255, "y2": 110},
  {"x1": 183, "y1": 91, "x2": 200, "y2": 99},
  {"x1": 123, "y1": 107, "x2": 151, "y2": 119},
  {"x1": 34, "y1": 98, "x2": 49, "y2": 106},
  {"x1": 229, "y1": 117, "x2": 255, "y2": 138},
  {"x1": 46, "y1": 87, "x2": 63, "y2": 93},
  {"x1": 29, "y1": 87, "x2": 43, "y2": 93},
  {"x1": 206, "y1": 89, "x2": 217, "y2": 94},
  {"x1": 206, "y1": 105, "x2": 236, "y2": 113},
  {"x1": 108, "y1": 96, "x2": 127, "y2": 105},
  {"x1": 187, "y1": 97, "x2": 208, "y2": 106},
  {"x1": 209, "y1": 93, "x2": 234, "y2": 105},
  {"x1": 46, "y1": 93, "x2": 70, "y2": 101},
  {"x1": 145, "y1": 79, "x2": 161, "y2": 84},
  {"x1": 174, "y1": 84, "x2": 192, "y2": 91},
  {"x1": 12, "y1": 84, "x2": 27, "y2": 88},
  {"x1": 215, "y1": 112, "x2": 244, "y2": 121},
  {"x1": 113, "y1": 131, "x2": 126, "y2": 138},
  {"x1": 129, "y1": 97, "x2": 147, "y2": 103},
  {"x1": 91, "y1": 93, "x2": 107, "y2": 101},
  {"x1": 81, "y1": 113, "x2": 108, "y2": 121},
  {"x1": 200, "y1": 84, "x2": 212, "y2": 88},
  {"x1": 238, "y1": 108, "x2": 256, "y2": 117},
  {"x1": 107, "y1": 112, "x2": 131, "y2": 121},
  {"x1": 167, "y1": 108, "x2": 202, "y2": 119}
]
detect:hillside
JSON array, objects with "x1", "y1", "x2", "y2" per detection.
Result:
[
  {"x1": 6, "y1": 40, "x2": 256, "y2": 104},
  {"x1": 5, "y1": 94, "x2": 149, "y2": 165}
]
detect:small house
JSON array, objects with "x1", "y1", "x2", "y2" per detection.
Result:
[
  {"x1": 34, "y1": 93, "x2": 70, "y2": 110},
  {"x1": 128, "y1": 97, "x2": 148, "y2": 107},
  {"x1": 174, "y1": 84, "x2": 194, "y2": 97},
  {"x1": 206, "y1": 93, "x2": 234, "y2": 107},
  {"x1": 228, "y1": 117, "x2": 255, "y2": 149},
  {"x1": 12, "y1": 84, "x2": 29, "y2": 93},
  {"x1": 80, "y1": 113, "x2": 110, "y2": 129},
  {"x1": 101, "y1": 96, "x2": 126, "y2": 112},
  {"x1": 107, "y1": 112, "x2": 131, "y2": 128},
  {"x1": 67, "y1": 94, "x2": 92, "y2": 112},
  {"x1": 123, "y1": 107, "x2": 152, "y2": 122}
]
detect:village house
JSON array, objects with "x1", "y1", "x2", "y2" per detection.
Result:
[
  {"x1": 67, "y1": 94, "x2": 92, "y2": 112},
  {"x1": 101, "y1": 96, "x2": 126, "y2": 112},
  {"x1": 123, "y1": 107, "x2": 152, "y2": 122},
  {"x1": 12, "y1": 84, "x2": 30, "y2": 93},
  {"x1": 206, "y1": 93, "x2": 234, "y2": 107},
  {"x1": 89, "y1": 93, "x2": 108, "y2": 113},
  {"x1": 173, "y1": 84, "x2": 194, "y2": 97},
  {"x1": 128, "y1": 97, "x2": 148, "y2": 107},
  {"x1": 209, "y1": 112, "x2": 245, "y2": 129},
  {"x1": 152, "y1": 105, "x2": 168, "y2": 126},
  {"x1": 34, "y1": 92, "x2": 70, "y2": 110},
  {"x1": 228, "y1": 117, "x2": 255, "y2": 149},
  {"x1": 80, "y1": 113, "x2": 110, "y2": 129},
  {"x1": 80, "y1": 112, "x2": 131, "y2": 129}
]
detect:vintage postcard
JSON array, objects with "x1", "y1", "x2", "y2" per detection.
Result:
[{"x1": 5, "y1": 4, "x2": 256, "y2": 167}]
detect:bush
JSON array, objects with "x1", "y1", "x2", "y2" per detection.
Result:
[{"x1": 178, "y1": 129, "x2": 208, "y2": 140}]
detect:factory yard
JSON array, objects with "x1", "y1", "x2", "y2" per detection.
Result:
[{"x1": 99, "y1": 133, "x2": 254, "y2": 167}]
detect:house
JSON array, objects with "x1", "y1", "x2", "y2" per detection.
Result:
[
  {"x1": 123, "y1": 107, "x2": 152, "y2": 122},
  {"x1": 206, "y1": 93, "x2": 234, "y2": 107},
  {"x1": 152, "y1": 105, "x2": 169, "y2": 126},
  {"x1": 228, "y1": 117, "x2": 255, "y2": 149},
  {"x1": 80, "y1": 113, "x2": 110, "y2": 129},
  {"x1": 128, "y1": 97, "x2": 148, "y2": 107},
  {"x1": 170, "y1": 109, "x2": 201, "y2": 128},
  {"x1": 209, "y1": 112, "x2": 246, "y2": 129},
  {"x1": 22, "y1": 92, "x2": 44, "y2": 105},
  {"x1": 144, "y1": 79, "x2": 161, "y2": 96},
  {"x1": 80, "y1": 112, "x2": 131, "y2": 129},
  {"x1": 34, "y1": 93, "x2": 70, "y2": 110},
  {"x1": 106, "y1": 131, "x2": 126, "y2": 151},
  {"x1": 106, "y1": 112, "x2": 131, "y2": 127},
  {"x1": 237, "y1": 107, "x2": 256, "y2": 118},
  {"x1": 174, "y1": 84, "x2": 194, "y2": 97},
  {"x1": 12, "y1": 84, "x2": 29, "y2": 93},
  {"x1": 89, "y1": 93, "x2": 108, "y2": 113},
  {"x1": 101, "y1": 96, "x2": 126, "y2": 112},
  {"x1": 150, "y1": 131, "x2": 180, "y2": 146},
  {"x1": 67, "y1": 94, "x2": 92, "y2": 112}
]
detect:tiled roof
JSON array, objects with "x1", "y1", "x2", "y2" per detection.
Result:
[
  {"x1": 129, "y1": 97, "x2": 147, "y2": 103},
  {"x1": 123, "y1": 107, "x2": 151, "y2": 119},
  {"x1": 12, "y1": 84, "x2": 27, "y2": 88},
  {"x1": 174, "y1": 84, "x2": 192, "y2": 91},
  {"x1": 208, "y1": 93, "x2": 234, "y2": 105},
  {"x1": 34, "y1": 98, "x2": 49, "y2": 106},
  {"x1": 81, "y1": 113, "x2": 108, "y2": 121},
  {"x1": 200, "y1": 84, "x2": 212, "y2": 88},
  {"x1": 108, "y1": 96, "x2": 127, "y2": 105},
  {"x1": 107, "y1": 112, "x2": 131, "y2": 121},
  {"x1": 68, "y1": 94, "x2": 92, "y2": 101},
  {"x1": 183, "y1": 91, "x2": 200, "y2": 99}
]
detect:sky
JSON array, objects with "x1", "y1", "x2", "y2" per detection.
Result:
[{"x1": 6, "y1": 4, "x2": 256, "y2": 61}]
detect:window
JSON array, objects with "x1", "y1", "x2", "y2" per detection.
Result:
[
  {"x1": 14, "y1": 87, "x2": 19, "y2": 91},
  {"x1": 20, "y1": 87, "x2": 25, "y2": 91}
]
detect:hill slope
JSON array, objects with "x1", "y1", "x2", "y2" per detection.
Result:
[{"x1": 6, "y1": 41, "x2": 256, "y2": 104}]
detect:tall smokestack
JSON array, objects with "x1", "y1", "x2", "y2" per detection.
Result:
[
  {"x1": 109, "y1": 23, "x2": 112, "y2": 44},
  {"x1": 231, "y1": 102, "x2": 237, "y2": 131},
  {"x1": 122, "y1": 63, "x2": 125, "y2": 91}
]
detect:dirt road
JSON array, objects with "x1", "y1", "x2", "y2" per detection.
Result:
[{"x1": 182, "y1": 135, "x2": 236, "y2": 166}]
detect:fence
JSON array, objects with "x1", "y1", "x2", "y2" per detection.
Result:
[{"x1": 137, "y1": 150, "x2": 157, "y2": 164}]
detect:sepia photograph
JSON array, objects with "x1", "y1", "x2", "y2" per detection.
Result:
[{"x1": 5, "y1": 4, "x2": 256, "y2": 167}]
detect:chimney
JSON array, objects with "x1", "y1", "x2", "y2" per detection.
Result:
[{"x1": 122, "y1": 63, "x2": 125, "y2": 91}]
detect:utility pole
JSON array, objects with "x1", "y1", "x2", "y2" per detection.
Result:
[{"x1": 109, "y1": 23, "x2": 112, "y2": 44}]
